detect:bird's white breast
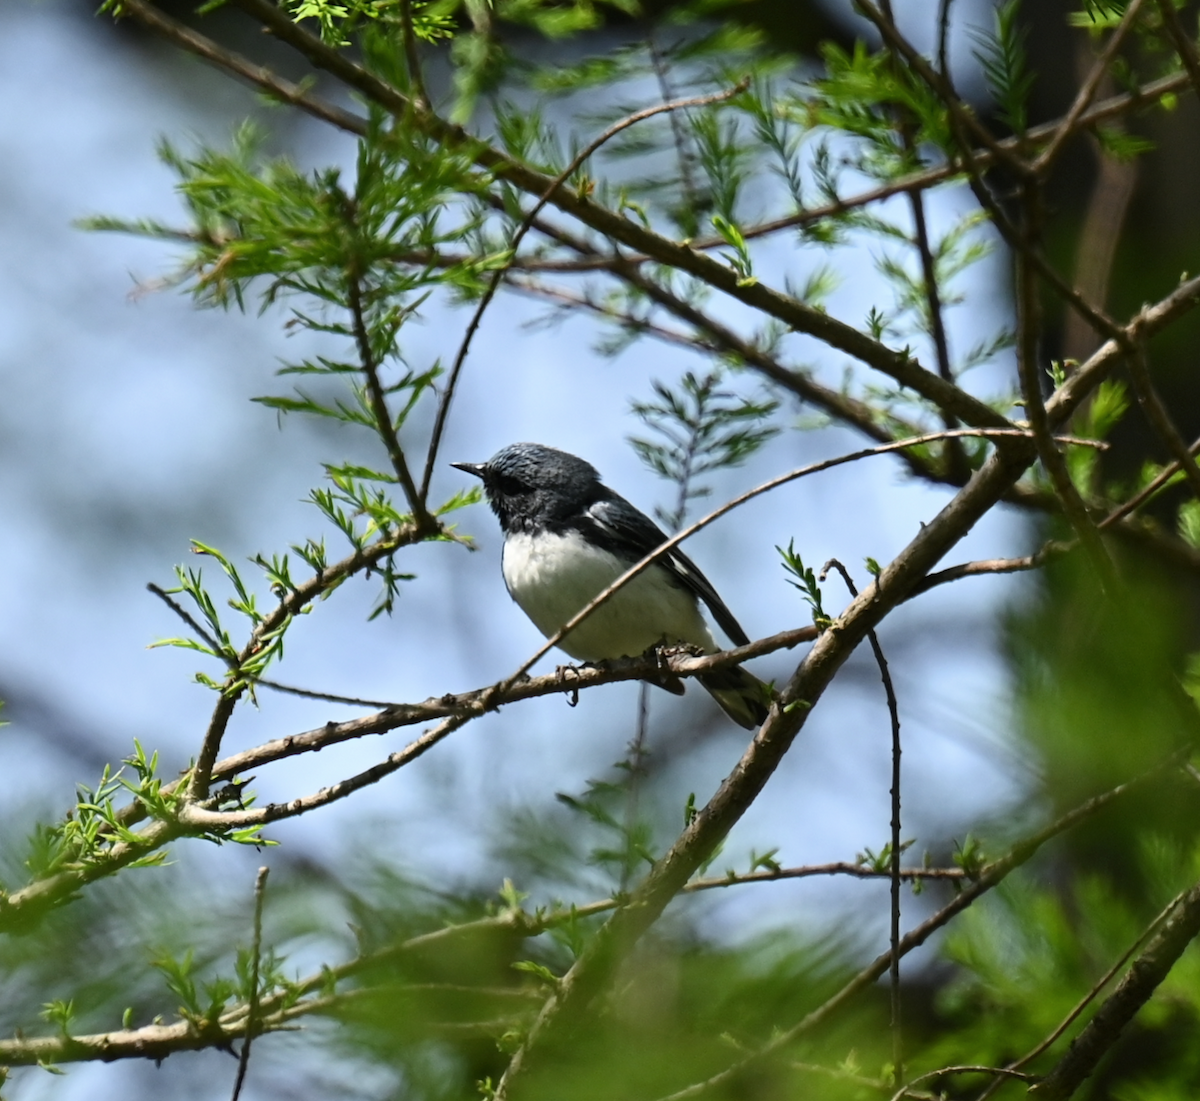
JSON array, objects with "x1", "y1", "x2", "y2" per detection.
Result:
[{"x1": 501, "y1": 530, "x2": 715, "y2": 662}]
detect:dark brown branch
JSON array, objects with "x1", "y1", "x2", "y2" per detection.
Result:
[
  {"x1": 1049, "y1": 273, "x2": 1200, "y2": 425},
  {"x1": 205, "y1": 626, "x2": 818, "y2": 787},
  {"x1": 974, "y1": 884, "x2": 1193, "y2": 1101},
  {"x1": 1029, "y1": 877, "x2": 1200, "y2": 1100},
  {"x1": 506, "y1": 274, "x2": 932, "y2": 460}
]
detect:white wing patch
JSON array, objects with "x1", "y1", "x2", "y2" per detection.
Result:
[{"x1": 502, "y1": 530, "x2": 716, "y2": 662}]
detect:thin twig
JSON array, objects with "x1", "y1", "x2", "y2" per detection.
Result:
[
  {"x1": 383, "y1": 246, "x2": 630, "y2": 272},
  {"x1": 822, "y1": 559, "x2": 904, "y2": 1075},
  {"x1": 854, "y1": 0, "x2": 1028, "y2": 173},
  {"x1": 399, "y1": 0, "x2": 428, "y2": 111},
  {"x1": 346, "y1": 266, "x2": 427, "y2": 522},
  {"x1": 147, "y1": 582, "x2": 224, "y2": 656},
  {"x1": 250, "y1": 677, "x2": 398, "y2": 709},
  {"x1": 892, "y1": 1066, "x2": 1034, "y2": 1101},
  {"x1": 908, "y1": 179, "x2": 968, "y2": 479},
  {"x1": 649, "y1": 34, "x2": 703, "y2": 224},
  {"x1": 937, "y1": 0, "x2": 955, "y2": 79},
  {"x1": 855, "y1": 0, "x2": 967, "y2": 478},
  {"x1": 183, "y1": 715, "x2": 471, "y2": 832},
  {"x1": 230, "y1": 866, "x2": 270, "y2": 1101},
  {"x1": 1047, "y1": 273, "x2": 1200, "y2": 426},
  {"x1": 1100, "y1": 433, "x2": 1200, "y2": 529}
]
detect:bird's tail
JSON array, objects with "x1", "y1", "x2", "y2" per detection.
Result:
[{"x1": 698, "y1": 664, "x2": 771, "y2": 730}]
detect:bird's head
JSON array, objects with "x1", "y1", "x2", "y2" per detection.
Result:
[{"x1": 452, "y1": 443, "x2": 602, "y2": 532}]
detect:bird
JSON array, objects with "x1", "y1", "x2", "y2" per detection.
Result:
[{"x1": 451, "y1": 442, "x2": 770, "y2": 729}]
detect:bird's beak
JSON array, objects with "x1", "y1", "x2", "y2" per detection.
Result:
[{"x1": 450, "y1": 461, "x2": 487, "y2": 480}]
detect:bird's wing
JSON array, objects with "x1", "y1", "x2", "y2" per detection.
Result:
[{"x1": 579, "y1": 494, "x2": 751, "y2": 648}]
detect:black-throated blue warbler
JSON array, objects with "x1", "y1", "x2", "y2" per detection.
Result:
[{"x1": 452, "y1": 443, "x2": 770, "y2": 729}]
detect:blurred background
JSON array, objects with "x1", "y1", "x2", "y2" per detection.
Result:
[{"x1": 2, "y1": 0, "x2": 1199, "y2": 1097}]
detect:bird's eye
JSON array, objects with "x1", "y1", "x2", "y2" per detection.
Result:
[{"x1": 495, "y1": 474, "x2": 529, "y2": 496}]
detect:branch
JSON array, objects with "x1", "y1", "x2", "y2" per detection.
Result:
[
  {"x1": 1047, "y1": 272, "x2": 1200, "y2": 425},
  {"x1": 0, "y1": 819, "x2": 180, "y2": 935},
  {"x1": 1029, "y1": 877, "x2": 1200, "y2": 1100},
  {"x1": 822, "y1": 558, "x2": 906, "y2": 1073},
  {"x1": 1099, "y1": 432, "x2": 1200, "y2": 530},
  {"x1": 188, "y1": 519, "x2": 431, "y2": 801},
  {"x1": 346, "y1": 265, "x2": 428, "y2": 521},
  {"x1": 911, "y1": 545, "x2": 1063, "y2": 596},
  {"x1": 506, "y1": 273, "x2": 933, "y2": 461},
  {"x1": 399, "y1": 0, "x2": 428, "y2": 111}
]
